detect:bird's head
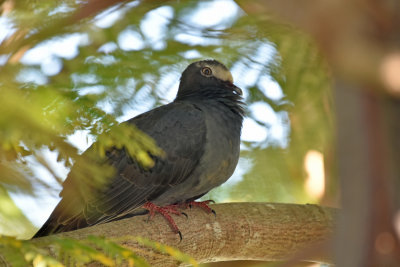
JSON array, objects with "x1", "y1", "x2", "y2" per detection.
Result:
[{"x1": 176, "y1": 60, "x2": 242, "y2": 99}]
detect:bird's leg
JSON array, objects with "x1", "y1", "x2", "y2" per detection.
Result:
[
  {"x1": 143, "y1": 202, "x2": 183, "y2": 240},
  {"x1": 184, "y1": 200, "x2": 216, "y2": 216}
]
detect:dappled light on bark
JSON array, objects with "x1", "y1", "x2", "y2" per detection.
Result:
[{"x1": 32, "y1": 203, "x2": 335, "y2": 266}]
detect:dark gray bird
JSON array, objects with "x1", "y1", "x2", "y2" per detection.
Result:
[{"x1": 33, "y1": 59, "x2": 244, "y2": 238}]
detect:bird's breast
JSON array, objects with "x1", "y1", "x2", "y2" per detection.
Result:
[
  {"x1": 151, "y1": 100, "x2": 243, "y2": 205},
  {"x1": 191, "y1": 102, "x2": 242, "y2": 191}
]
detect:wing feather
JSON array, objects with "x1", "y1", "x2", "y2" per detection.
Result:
[{"x1": 34, "y1": 101, "x2": 206, "y2": 237}]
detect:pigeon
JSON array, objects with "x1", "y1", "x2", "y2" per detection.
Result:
[{"x1": 33, "y1": 59, "x2": 244, "y2": 238}]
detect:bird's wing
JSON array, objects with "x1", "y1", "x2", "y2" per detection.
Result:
[{"x1": 34, "y1": 101, "x2": 206, "y2": 237}]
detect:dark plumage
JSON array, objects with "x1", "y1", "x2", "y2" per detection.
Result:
[{"x1": 33, "y1": 59, "x2": 244, "y2": 238}]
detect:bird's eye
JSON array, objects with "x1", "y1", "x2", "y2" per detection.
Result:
[{"x1": 201, "y1": 67, "x2": 212, "y2": 76}]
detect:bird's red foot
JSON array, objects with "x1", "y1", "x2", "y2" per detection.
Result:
[
  {"x1": 143, "y1": 202, "x2": 184, "y2": 240},
  {"x1": 184, "y1": 200, "x2": 216, "y2": 216}
]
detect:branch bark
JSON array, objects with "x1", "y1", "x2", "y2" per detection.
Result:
[{"x1": 35, "y1": 203, "x2": 336, "y2": 266}]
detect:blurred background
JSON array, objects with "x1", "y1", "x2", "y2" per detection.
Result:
[{"x1": 0, "y1": 0, "x2": 399, "y2": 266}]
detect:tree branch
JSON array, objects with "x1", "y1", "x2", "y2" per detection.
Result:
[{"x1": 34, "y1": 203, "x2": 336, "y2": 266}]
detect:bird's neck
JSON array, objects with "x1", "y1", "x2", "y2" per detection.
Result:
[{"x1": 175, "y1": 87, "x2": 245, "y2": 119}]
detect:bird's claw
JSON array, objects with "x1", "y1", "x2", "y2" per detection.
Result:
[
  {"x1": 142, "y1": 200, "x2": 216, "y2": 241},
  {"x1": 184, "y1": 200, "x2": 216, "y2": 216},
  {"x1": 178, "y1": 231, "x2": 182, "y2": 242},
  {"x1": 211, "y1": 209, "x2": 216, "y2": 217},
  {"x1": 143, "y1": 202, "x2": 183, "y2": 239}
]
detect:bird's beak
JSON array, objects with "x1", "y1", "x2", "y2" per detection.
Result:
[
  {"x1": 225, "y1": 81, "x2": 243, "y2": 96},
  {"x1": 233, "y1": 85, "x2": 243, "y2": 96}
]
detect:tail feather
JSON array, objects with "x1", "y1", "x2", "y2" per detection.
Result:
[
  {"x1": 32, "y1": 209, "x2": 149, "y2": 238},
  {"x1": 32, "y1": 215, "x2": 87, "y2": 238}
]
